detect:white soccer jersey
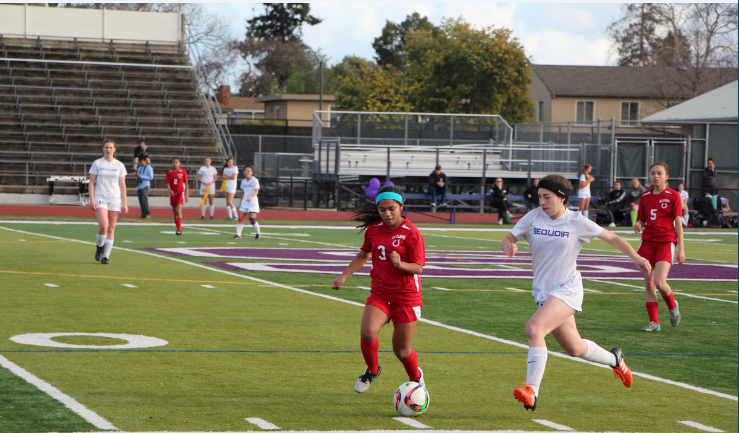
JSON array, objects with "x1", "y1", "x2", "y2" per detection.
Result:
[
  {"x1": 89, "y1": 157, "x2": 127, "y2": 203},
  {"x1": 223, "y1": 166, "x2": 239, "y2": 190},
  {"x1": 198, "y1": 166, "x2": 218, "y2": 186},
  {"x1": 510, "y1": 208, "x2": 603, "y2": 311},
  {"x1": 578, "y1": 174, "x2": 591, "y2": 197},
  {"x1": 680, "y1": 190, "x2": 689, "y2": 206}
]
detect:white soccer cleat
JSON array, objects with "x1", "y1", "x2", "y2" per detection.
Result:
[
  {"x1": 414, "y1": 367, "x2": 425, "y2": 388},
  {"x1": 354, "y1": 366, "x2": 381, "y2": 393}
]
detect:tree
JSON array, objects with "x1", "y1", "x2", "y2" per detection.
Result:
[
  {"x1": 403, "y1": 18, "x2": 534, "y2": 123},
  {"x1": 238, "y1": 3, "x2": 323, "y2": 96},
  {"x1": 608, "y1": 3, "x2": 738, "y2": 105},
  {"x1": 335, "y1": 63, "x2": 414, "y2": 113},
  {"x1": 246, "y1": 3, "x2": 321, "y2": 42},
  {"x1": 372, "y1": 13, "x2": 437, "y2": 72}
]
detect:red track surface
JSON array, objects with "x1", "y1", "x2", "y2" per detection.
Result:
[{"x1": 0, "y1": 205, "x2": 504, "y2": 224}]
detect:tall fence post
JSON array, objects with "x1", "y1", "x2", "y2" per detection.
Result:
[
  {"x1": 596, "y1": 118, "x2": 601, "y2": 146},
  {"x1": 290, "y1": 173, "x2": 294, "y2": 208},
  {"x1": 435, "y1": 147, "x2": 439, "y2": 166},
  {"x1": 527, "y1": 146, "x2": 532, "y2": 184},
  {"x1": 480, "y1": 146, "x2": 487, "y2": 214},
  {"x1": 386, "y1": 146, "x2": 391, "y2": 182},
  {"x1": 304, "y1": 179, "x2": 308, "y2": 211},
  {"x1": 335, "y1": 142, "x2": 341, "y2": 211},
  {"x1": 357, "y1": 113, "x2": 361, "y2": 144},
  {"x1": 404, "y1": 114, "x2": 409, "y2": 146},
  {"x1": 258, "y1": 134, "x2": 262, "y2": 154},
  {"x1": 539, "y1": 122, "x2": 544, "y2": 145},
  {"x1": 450, "y1": 115, "x2": 454, "y2": 146}
]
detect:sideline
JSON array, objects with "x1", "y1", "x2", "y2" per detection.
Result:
[{"x1": 0, "y1": 225, "x2": 737, "y2": 403}]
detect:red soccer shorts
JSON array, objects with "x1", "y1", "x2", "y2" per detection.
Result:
[
  {"x1": 638, "y1": 240, "x2": 675, "y2": 268},
  {"x1": 170, "y1": 191, "x2": 185, "y2": 207},
  {"x1": 365, "y1": 292, "x2": 421, "y2": 324}
]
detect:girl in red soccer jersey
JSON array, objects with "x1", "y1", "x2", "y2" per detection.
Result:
[
  {"x1": 635, "y1": 162, "x2": 685, "y2": 332},
  {"x1": 165, "y1": 157, "x2": 189, "y2": 235},
  {"x1": 331, "y1": 186, "x2": 426, "y2": 393}
]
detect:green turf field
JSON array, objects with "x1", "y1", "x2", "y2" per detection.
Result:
[{"x1": 0, "y1": 219, "x2": 736, "y2": 432}]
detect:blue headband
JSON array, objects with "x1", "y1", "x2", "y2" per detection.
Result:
[{"x1": 375, "y1": 191, "x2": 403, "y2": 204}]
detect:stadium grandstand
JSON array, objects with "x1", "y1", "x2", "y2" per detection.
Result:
[{"x1": 0, "y1": 5, "x2": 228, "y2": 198}]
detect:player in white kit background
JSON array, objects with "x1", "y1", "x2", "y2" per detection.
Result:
[
  {"x1": 197, "y1": 157, "x2": 218, "y2": 220},
  {"x1": 233, "y1": 166, "x2": 261, "y2": 240},
  {"x1": 88, "y1": 139, "x2": 128, "y2": 264},
  {"x1": 501, "y1": 174, "x2": 651, "y2": 411},
  {"x1": 222, "y1": 158, "x2": 239, "y2": 221}
]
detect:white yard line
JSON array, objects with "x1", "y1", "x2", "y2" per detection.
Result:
[
  {"x1": 0, "y1": 354, "x2": 118, "y2": 430},
  {"x1": 532, "y1": 420, "x2": 575, "y2": 431},
  {"x1": 44, "y1": 283, "x2": 59, "y2": 288},
  {"x1": 201, "y1": 285, "x2": 217, "y2": 289},
  {"x1": 588, "y1": 280, "x2": 738, "y2": 304},
  {"x1": 245, "y1": 418, "x2": 280, "y2": 430},
  {"x1": 504, "y1": 287, "x2": 527, "y2": 292},
  {"x1": 582, "y1": 288, "x2": 602, "y2": 293},
  {"x1": 356, "y1": 286, "x2": 372, "y2": 291},
  {"x1": 393, "y1": 417, "x2": 432, "y2": 429},
  {"x1": 678, "y1": 421, "x2": 724, "y2": 432},
  {"x1": 431, "y1": 287, "x2": 452, "y2": 291},
  {"x1": 1, "y1": 225, "x2": 736, "y2": 403},
  {"x1": 121, "y1": 284, "x2": 137, "y2": 288}
]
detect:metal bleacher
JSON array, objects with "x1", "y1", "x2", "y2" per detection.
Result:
[{"x1": 0, "y1": 36, "x2": 224, "y2": 189}]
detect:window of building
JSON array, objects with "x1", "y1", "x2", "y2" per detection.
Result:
[
  {"x1": 537, "y1": 101, "x2": 544, "y2": 122},
  {"x1": 621, "y1": 101, "x2": 640, "y2": 126},
  {"x1": 576, "y1": 101, "x2": 594, "y2": 123}
]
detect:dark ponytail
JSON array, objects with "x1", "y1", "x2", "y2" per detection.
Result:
[{"x1": 352, "y1": 186, "x2": 405, "y2": 231}]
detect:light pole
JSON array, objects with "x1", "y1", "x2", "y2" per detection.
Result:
[{"x1": 304, "y1": 49, "x2": 324, "y2": 111}]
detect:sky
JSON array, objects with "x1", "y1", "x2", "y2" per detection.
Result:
[{"x1": 204, "y1": 2, "x2": 625, "y2": 88}]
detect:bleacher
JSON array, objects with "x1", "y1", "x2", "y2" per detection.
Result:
[{"x1": 0, "y1": 36, "x2": 224, "y2": 190}]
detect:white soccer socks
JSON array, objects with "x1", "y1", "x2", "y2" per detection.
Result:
[
  {"x1": 201, "y1": 206, "x2": 206, "y2": 218},
  {"x1": 682, "y1": 214, "x2": 688, "y2": 226},
  {"x1": 230, "y1": 206, "x2": 237, "y2": 219},
  {"x1": 209, "y1": 204, "x2": 215, "y2": 218},
  {"x1": 526, "y1": 346, "x2": 548, "y2": 397},
  {"x1": 582, "y1": 339, "x2": 617, "y2": 367},
  {"x1": 236, "y1": 224, "x2": 243, "y2": 237},
  {"x1": 582, "y1": 210, "x2": 589, "y2": 218},
  {"x1": 253, "y1": 221, "x2": 261, "y2": 235},
  {"x1": 96, "y1": 234, "x2": 105, "y2": 247},
  {"x1": 103, "y1": 239, "x2": 114, "y2": 258}
]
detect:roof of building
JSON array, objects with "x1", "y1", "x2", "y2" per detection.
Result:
[
  {"x1": 254, "y1": 94, "x2": 336, "y2": 103},
  {"x1": 229, "y1": 96, "x2": 264, "y2": 111},
  {"x1": 643, "y1": 80, "x2": 738, "y2": 122},
  {"x1": 532, "y1": 65, "x2": 737, "y2": 99}
]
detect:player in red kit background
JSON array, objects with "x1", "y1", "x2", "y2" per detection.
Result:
[
  {"x1": 165, "y1": 157, "x2": 189, "y2": 235},
  {"x1": 331, "y1": 186, "x2": 427, "y2": 394},
  {"x1": 635, "y1": 162, "x2": 685, "y2": 332}
]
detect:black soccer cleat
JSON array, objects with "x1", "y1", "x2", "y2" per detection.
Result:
[
  {"x1": 255, "y1": 234, "x2": 262, "y2": 240},
  {"x1": 95, "y1": 245, "x2": 104, "y2": 261},
  {"x1": 232, "y1": 235, "x2": 241, "y2": 240},
  {"x1": 101, "y1": 257, "x2": 109, "y2": 265},
  {"x1": 176, "y1": 230, "x2": 182, "y2": 235},
  {"x1": 355, "y1": 365, "x2": 382, "y2": 393},
  {"x1": 201, "y1": 216, "x2": 205, "y2": 220}
]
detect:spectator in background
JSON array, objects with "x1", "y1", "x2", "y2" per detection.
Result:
[
  {"x1": 677, "y1": 182, "x2": 689, "y2": 227},
  {"x1": 599, "y1": 180, "x2": 626, "y2": 227},
  {"x1": 490, "y1": 178, "x2": 513, "y2": 225},
  {"x1": 136, "y1": 158, "x2": 153, "y2": 219},
  {"x1": 523, "y1": 178, "x2": 540, "y2": 210},
  {"x1": 702, "y1": 158, "x2": 716, "y2": 196},
  {"x1": 428, "y1": 165, "x2": 448, "y2": 207},
  {"x1": 625, "y1": 178, "x2": 647, "y2": 226},
  {"x1": 133, "y1": 140, "x2": 150, "y2": 171},
  {"x1": 578, "y1": 164, "x2": 594, "y2": 219}
]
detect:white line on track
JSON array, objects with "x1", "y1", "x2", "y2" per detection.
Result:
[
  {"x1": 582, "y1": 288, "x2": 602, "y2": 293},
  {"x1": 202, "y1": 285, "x2": 216, "y2": 289},
  {"x1": 532, "y1": 420, "x2": 575, "y2": 431},
  {"x1": 44, "y1": 283, "x2": 58, "y2": 288},
  {"x1": 589, "y1": 280, "x2": 738, "y2": 304},
  {"x1": 357, "y1": 286, "x2": 372, "y2": 291},
  {"x1": 122, "y1": 284, "x2": 137, "y2": 288},
  {"x1": 678, "y1": 421, "x2": 724, "y2": 432},
  {"x1": 0, "y1": 354, "x2": 118, "y2": 430},
  {"x1": 1, "y1": 225, "x2": 736, "y2": 402},
  {"x1": 431, "y1": 287, "x2": 452, "y2": 291},
  {"x1": 245, "y1": 418, "x2": 280, "y2": 430},
  {"x1": 504, "y1": 287, "x2": 527, "y2": 292},
  {"x1": 393, "y1": 417, "x2": 432, "y2": 429}
]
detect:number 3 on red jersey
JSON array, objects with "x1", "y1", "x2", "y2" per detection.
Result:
[{"x1": 377, "y1": 245, "x2": 386, "y2": 260}]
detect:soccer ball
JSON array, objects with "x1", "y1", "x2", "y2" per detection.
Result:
[{"x1": 393, "y1": 382, "x2": 429, "y2": 417}]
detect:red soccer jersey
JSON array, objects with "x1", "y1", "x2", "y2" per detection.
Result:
[
  {"x1": 638, "y1": 187, "x2": 682, "y2": 243},
  {"x1": 360, "y1": 217, "x2": 426, "y2": 305},
  {"x1": 165, "y1": 169, "x2": 188, "y2": 193}
]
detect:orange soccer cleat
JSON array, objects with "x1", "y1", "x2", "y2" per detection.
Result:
[
  {"x1": 610, "y1": 347, "x2": 633, "y2": 388},
  {"x1": 513, "y1": 382, "x2": 537, "y2": 411}
]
